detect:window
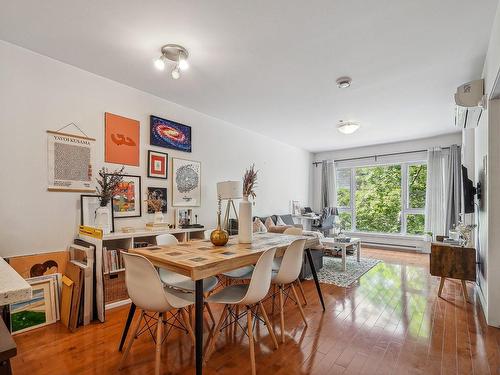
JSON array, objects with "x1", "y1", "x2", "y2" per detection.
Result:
[{"x1": 335, "y1": 162, "x2": 427, "y2": 235}]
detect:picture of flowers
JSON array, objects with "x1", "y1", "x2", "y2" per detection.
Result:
[{"x1": 111, "y1": 175, "x2": 142, "y2": 218}]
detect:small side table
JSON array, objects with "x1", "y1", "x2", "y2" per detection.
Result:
[{"x1": 321, "y1": 237, "x2": 361, "y2": 271}]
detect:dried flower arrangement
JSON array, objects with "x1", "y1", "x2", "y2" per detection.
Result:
[
  {"x1": 96, "y1": 166, "x2": 124, "y2": 207},
  {"x1": 145, "y1": 192, "x2": 165, "y2": 213},
  {"x1": 242, "y1": 164, "x2": 258, "y2": 200}
]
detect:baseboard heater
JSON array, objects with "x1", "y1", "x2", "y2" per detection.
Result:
[{"x1": 362, "y1": 241, "x2": 419, "y2": 251}]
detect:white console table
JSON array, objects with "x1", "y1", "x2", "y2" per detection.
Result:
[{"x1": 293, "y1": 215, "x2": 321, "y2": 231}]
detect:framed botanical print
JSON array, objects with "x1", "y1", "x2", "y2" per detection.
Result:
[
  {"x1": 150, "y1": 115, "x2": 192, "y2": 153},
  {"x1": 172, "y1": 158, "x2": 201, "y2": 207},
  {"x1": 109, "y1": 174, "x2": 142, "y2": 218},
  {"x1": 147, "y1": 187, "x2": 168, "y2": 213},
  {"x1": 80, "y1": 195, "x2": 115, "y2": 232},
  {"x1": 105, "y1": 112, "x2": 140, "y2": 166},
  {"x1": 147, "y1": 150, "x2": 168, "y2": 179}
]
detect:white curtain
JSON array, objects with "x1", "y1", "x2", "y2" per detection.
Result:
[
  {"x1": 425, "y1": 148, "x2": 446, "y2": 237},
  {"x1": 320, "y1": 161, "x2": 337, "y2": 208},
  {"x1": 445, "y1": 144, "x2": 462, "y2": 233}
]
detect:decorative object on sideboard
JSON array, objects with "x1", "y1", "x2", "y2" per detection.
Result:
[
  {"x1": 455, "y1": 221, "x2": 477, "y2": 247},
  {"x1": 176, "y1": 208, "x2": 193, "y2": 228},
  {"x1": 95, "y1": 167, "x2": 124, "y2": 233},
  {"x1": 109, "y1": 174, "x2": 142, "y2": 218},
  {"x1": 147, "y1": 150, "x2": 168, "y2": 179},
  {"x1": 81, "y1": 195, "x2": 115, "y2": 233},
  {"x1": 217, "y1": 181, "x2": 242, "y2": 233},
  {"x1": 47, "y1": 124, "x2": 95, "y2": 193},
  {"x1": 145, "y1": 188, "x2": 167, "y2": 224},
  {"x1": 210, "y1": 195, "x2": 229, "y2": 246},
  {"x1": 104, "y1": 112, "x2": 140, "y2": 166},
  {"x1": 150, "y1": 115, "x2": 192, "y2": 152},
  {"x1": 239, "y1": 164, "x2": 257, "y2": 244},
  {"x1": 172, "y1": 158, "x2": 201, "y2": 206}
]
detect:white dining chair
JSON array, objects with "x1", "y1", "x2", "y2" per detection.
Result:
[
  {"x1": 119, "y1": 252, "x2": 195, "y2": 375},
  {"x1": 204, "y1": 247, "x2": 279, "y2": 375},
  {"x1": 282, "y1": 227, "x2": 308, "y2": 305},
  {"x1": 271, "y1": 238, "x2": 308, "y2": 343}
]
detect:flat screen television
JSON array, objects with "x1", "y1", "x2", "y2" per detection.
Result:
[{"x1": 462, "y1": 165, "x2": 476, "y2": 213}]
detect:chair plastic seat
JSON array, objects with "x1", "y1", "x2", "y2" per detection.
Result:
[
  {"x1": 163, "y1": 286, "x2": 195, "y2": 309},
  {"x1": 159, "y1": 268, "x2": 218, "y2": 293},
  {"x1": 222, "y1": 265, "x2": 255, "y2": 278},
  {"x1": 206, "y1": 284, "x2": 249, "y2": 304},
  {"x1": 272, "y1": 257, "x2": 283, "y2": 271}
]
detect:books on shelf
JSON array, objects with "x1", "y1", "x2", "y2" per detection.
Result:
[{"x1": 102, "y1": 247, "x2": 126, "y2": 274}]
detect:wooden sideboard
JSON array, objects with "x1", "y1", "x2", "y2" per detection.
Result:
[{"x1": 430, "y1": 242, "x2": 476, "y2": 302}]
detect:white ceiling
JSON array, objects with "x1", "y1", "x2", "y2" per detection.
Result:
[{"x1": 0, "y1": 1, "x2": 497, "y2": 152}]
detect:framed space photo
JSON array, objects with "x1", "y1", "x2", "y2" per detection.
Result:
[
  {"x1": 147, "y1": 187, "x2": 168, "y2": 213},
  {"x1": 109, "y1": 174, "x2": 142, "y2": 218},
  {"x1": 147, "y1": 150, "x2": 168, "y2": 179},
  {"x1": 80, "y1": 195, "x2": 115, "y2": 232},
  {"x1": 105, "y1": 112, "x2": 140, "y2": 166},
  {"x1": 172, "y1": 158, "x2": 201, "y2": 207},
  {"x1": 150, "y1": 115, "x2": 192, "y2": 153}
]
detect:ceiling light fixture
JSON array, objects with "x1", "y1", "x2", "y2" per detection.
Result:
[
  {"x1": 336, "y1": 76, "x2": 352, "y2": 89},
  {"x1": 337, "y1": 120, "x2": 360, "y2": 134},
  {"x1": 154, "y1": 44, "x2": 189, "y2": 79}
]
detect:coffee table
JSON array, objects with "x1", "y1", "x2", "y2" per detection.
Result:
[{"x1": 321, "y1": 237, "x2": 361, "y2": 271}]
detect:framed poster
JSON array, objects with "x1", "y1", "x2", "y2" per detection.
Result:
[
  {"x1": 105, "y1": 112, "x2": 140, "y2": 166},
  {"x1": 80, "y1": 195, "x2": 115, "y2": 232},
  {"x1": 46, "y1": 130, "x2": 95, "y2": 192},
  {"x1": 150, "y1": 115, "x2": 192, "y2": 152},
  {"x1": 147, "y1": 150, "x2": 168, "y2": 179},
  {"x1": 110, "y1": 174, "x2": 142, "y2": 218},
  {"x1": 172, "y1": 158, "x2": 201, "y2": 207},
  {"x1": 147, "y1": 187, "x2": 168, "y2": 213}
]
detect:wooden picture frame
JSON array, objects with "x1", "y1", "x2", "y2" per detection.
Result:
[
  {"x1": 80, "y1": 195, "x2": 115, "y2": 233},
  {"x1": 147, "y1": 150, "x2": 168, "y2": 179}
]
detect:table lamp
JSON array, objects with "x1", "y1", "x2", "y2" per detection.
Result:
[{"x1": 216, "y1": 181, "x2": 242, "y2": 231}]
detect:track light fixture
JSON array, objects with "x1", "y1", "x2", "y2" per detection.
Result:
[{"x1": 154, "y1": 44, "x2": 189, "y2": 79}]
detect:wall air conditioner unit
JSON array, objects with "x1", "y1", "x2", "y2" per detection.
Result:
[{"x1": 454, "y1": 79, "x2": 485, "y2": 129}]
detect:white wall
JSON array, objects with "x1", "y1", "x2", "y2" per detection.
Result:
[{"x1": 0, "y1": 41, "x2": 312, "y2": 257}]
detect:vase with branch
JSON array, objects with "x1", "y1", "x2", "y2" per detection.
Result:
[
  {"x1": 95, "y1": 166, "x2": 124, "y2": 234},
  {"x1": 239, "y1": 164, "x2": 257, "y2": 243},
  {"x1": 145, "y1": 192, "x2": 166, "y2": 224}
]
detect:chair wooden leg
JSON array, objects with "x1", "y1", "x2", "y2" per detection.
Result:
[
  {"x1": 204, "y1": 305, "x2": 228, "y2": 362},
  {"x1": 291, "y1": 283, "x2": 308, "y2": 327},
  {"x1": 438, "y1": 277, "x2": 446, "y2": 298},
  {"x1": 247, "y1": 307, "x2": 256, "y2": 375},
  {"x1": 296, "y1": 279, "x2": 307, "y2": 305},
  {"x1": 181, "y1": 308, "x2": 196, "y2": 346},
  {"x1": 278, "y1": 285, "x2": 285, "y2": 344},
  {"x1": 119, "y1": 310, "x2": 144, "y2": 370},
  {"x1": 155, "y1": 312, "x2": 163, "y2": 375},
  {"x1": 205, "y1": 302, "x2": 216, "y2": 327},
  {"x1": 461, "y1": 280, "x2": 470, "y2": 303},
  {"x1": 271, "y1": 285, "x2": 276, "y2": 315},
  {"x1": 258, "y1": 302, "x2": 278, "y2": 350}
]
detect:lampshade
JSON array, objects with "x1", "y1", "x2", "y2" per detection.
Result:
[{"x1": 217, "y1": 181, "x2": 242, "y2": 200}]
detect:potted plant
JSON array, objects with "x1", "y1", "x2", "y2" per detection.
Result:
[
  {"x1": 239, "y1": 164, "x2": 257, "y2": 244},
  {"x1": 95, "y1": 166, "x2": 124, "y2": 234}
]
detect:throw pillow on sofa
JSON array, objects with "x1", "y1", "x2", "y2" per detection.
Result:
[{"x1": 253, "y1": 218, "x2": 267, "y2": 233}]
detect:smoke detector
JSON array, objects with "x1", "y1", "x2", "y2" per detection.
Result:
[{"x1": 336, "y1": 76, "x2": 352, "y2": 89}]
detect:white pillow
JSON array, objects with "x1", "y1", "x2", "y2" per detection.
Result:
[
  {"x1": 264, "y1": 217, "x2": 275, "y2": 230},
  {"x1": 253, "y1": 218, "x2": 267, "y2": 233},
  {"x1": 276, "y1": 216, "x2": 287, "y2": 226}
]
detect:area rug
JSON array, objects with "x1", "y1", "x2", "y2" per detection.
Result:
[{"x1": 307, "y1": 257, "x2": 382, "y2": 287}]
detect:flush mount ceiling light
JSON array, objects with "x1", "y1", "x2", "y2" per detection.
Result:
[
  {"x1": 337, "y1": 120, "x2": 360, "y2": 134},
  {"x1": 154, "y1": 44, "x2": 189, "y2": 80},
  {"x1": 336, "y1": 76, "x2": 352, "y2": 89}
]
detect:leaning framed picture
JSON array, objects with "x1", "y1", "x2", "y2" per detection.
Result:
[
  {"x1": 147, "y1": 150, "x2": 168, "y2": 179},
  {"x1": 150, "y1": 115, "x2": 192, "y2": 153},
  {"x1": 80, "y1": 195, "x2": 115, "y2": 232},
  {"x1": 109, "y1": 174, "x2": 142, "y2": 218},
  {"x1": 172, "y1": 158, "x2": 201, "y2": 207},
  {"x1": 147, "y1": 187, "x2": 168, "y2": 213}
]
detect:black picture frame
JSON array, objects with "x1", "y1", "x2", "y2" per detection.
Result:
[
  {"x1": 150, "y1": 115, "x2": 192, "y2": 153},
  {"x1": 80, "y1": 194, "x2": 115, "y2": 233},
  {"x1": 147, "y1": 150, "x2": 168, "y2": 179},
  {"x1": 146, "y1": 187, "x2": 168, "y2": 213},
  {"x1": 106, "y1": 174, "x2": 142, "y2": 218}
]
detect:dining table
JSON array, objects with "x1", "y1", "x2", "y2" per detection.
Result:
[{"x1": 121, "y1": 232, "x2": 324, "y2": 375}]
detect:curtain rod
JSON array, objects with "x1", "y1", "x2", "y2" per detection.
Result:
[{"x1": 312, "y1": 146, "x2": 452, "y2": 166}]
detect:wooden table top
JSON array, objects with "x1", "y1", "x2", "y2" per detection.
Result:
[{"x1": 130, "y1": 232, "x2": 319, "y2": 281}]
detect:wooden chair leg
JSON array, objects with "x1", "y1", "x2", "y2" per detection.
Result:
[
  {"x1": 204, "y1": 305, "x2": 228, "y2": 362},
  {"x1": 155, "y1": 312, "x2": 163, "y2": 375},
  {"x1": 247, "y1": 307, "x2": 256, "y2": 375},
  {"x1": 296, "y1": 279, "x2": 307, "y2": 305},
  {"x1": 181, "y1": 308, "x2": 196, "y2": 346},
  {"x1": 119, "y1": 310, "x2": 144, "y2": 370},
  {"x1": 205, "y1": 302, "x2": 216, "y2": 327},
  {"x1": 258, "y1": 301, "x2": 278, "y2": 350},
  {"x1": 438, "y1": 277, "x2": 446, "y2": 298},
  {"x1": 291, "y1": 283, "x2": 308, "y2": 327},
  {"x1": 278, "y1": 285, "x2": 285, "y2": 344},
  {"x1": 461, "y1": 280, "x2": 470, "y2": 303}
]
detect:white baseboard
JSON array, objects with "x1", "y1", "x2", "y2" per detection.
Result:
[{"x1": 105, "y1": 298, "x2": 131, "y2": 310}]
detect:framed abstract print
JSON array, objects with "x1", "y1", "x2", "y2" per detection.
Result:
[
  {"x1": 110, "y1": 174, "x2": 142, "y2": 218},
  {"x1": 80, "y1": 195, "x2": 115, "y2": 232},
  {"x1": 105, "y1": 112, "x2": 140, "y2": 166},
  {"x1": 147, "y1": 187, "x2": 168, "y2": 213},
  {"x1": 172, "y1": 158, "x2": 201, "y2": 207},
  {"x1": 150, "y1": 115, "x2": 192, "y2": 153},
  {"x1": 147, "y1": 150, "x2": 168, "y2": 179}
]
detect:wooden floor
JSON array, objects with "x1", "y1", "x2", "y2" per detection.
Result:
[{"x1": 11, "y1": 248, "x2": 500, "y2": 375}]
